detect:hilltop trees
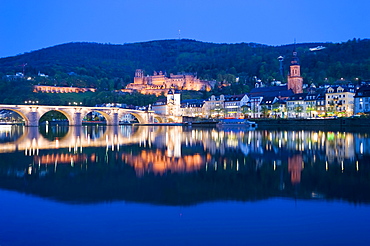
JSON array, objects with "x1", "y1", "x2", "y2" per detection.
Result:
[
  {"x1": 0, "y1": 39, "x2": 369, "y2": 89},
  {"x1": 0, "y1": 39, "x2": 369, "y2": 105}
]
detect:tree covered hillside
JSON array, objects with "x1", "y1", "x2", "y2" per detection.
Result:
[
  {"x1": 0, "y1": 39, "x2": 369, "y2": 105},
  {"x1": 1, "y1": 38, "x2": 369, "y2": 90}
]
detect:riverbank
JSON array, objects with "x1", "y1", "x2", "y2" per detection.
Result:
[
  {"x1": 252, "y1": 118, "x2": 370, "y2": 132},
  {"x1": 254, "y1": 118, "x2": 370, "y2": 126}
]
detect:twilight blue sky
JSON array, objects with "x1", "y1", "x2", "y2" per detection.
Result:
[{"x1": 1, "y1": 0, "x2": 369, "y2": 58}]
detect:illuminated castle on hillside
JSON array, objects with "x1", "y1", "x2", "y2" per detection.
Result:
[{"x1": 123, "y1": 69, "x2": 213, "y2": 96}]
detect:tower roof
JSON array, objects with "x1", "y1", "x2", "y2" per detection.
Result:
[{"x1": 291, "y1": 51, "x2": 300, "y2": 65}]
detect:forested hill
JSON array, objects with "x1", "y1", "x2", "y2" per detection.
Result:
[{"x1": 0, "y1": 38, "x2": 370, "y2": 88}]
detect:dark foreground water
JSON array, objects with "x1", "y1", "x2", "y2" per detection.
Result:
[{"x1": 0, "y1": 125, "x2": 370, "y2": 245}]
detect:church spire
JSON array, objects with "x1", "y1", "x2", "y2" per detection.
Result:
[
  {"x1": 287, "y1": 44, "x2": 303, "y2": 94},
  {"x1": 291, "y1": 41, "x2": 300, "y2": 65}
]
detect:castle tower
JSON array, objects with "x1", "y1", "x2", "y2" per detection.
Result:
[
  {"x1": 173, "y1": 89, "x2": 181, "y2": 106},
  {"x1": 134, "y1": 69, "x2": 144, "y2": 84},
  {"x1": 287, "y1": 50, "x2": 303, "y2": 94},
  {"x1": 167, "y1": 89, "x2": 174, "y2": 105}
]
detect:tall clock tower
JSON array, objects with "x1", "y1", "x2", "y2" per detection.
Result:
[{"x1": 287, "y1": 50, "x2": 303, "y2": 94}]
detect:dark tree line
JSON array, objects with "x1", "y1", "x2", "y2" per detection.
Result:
[{"x1": 0, "y1": 78, "x2": 159, "y2": 106}]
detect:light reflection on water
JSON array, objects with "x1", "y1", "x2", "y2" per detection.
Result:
[
  {"x1": 1, "y1": 125, "x2": 370, "y2": 245},
  {"x1": 0, "y1": 125, "x2": 369, "y2": 204}
]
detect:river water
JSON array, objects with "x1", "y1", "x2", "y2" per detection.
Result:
[{"x1": 0, "y1": 125, "x2": 369, "y2": 245}]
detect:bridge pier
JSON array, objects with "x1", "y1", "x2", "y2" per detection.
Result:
[
  {"x1": 72, "y1": 112, "x2": 83, "y2": 126},
  {"x1": 107, "y1": 112, "x2": 119, "y2": 126},
  {"x1": 26, "y1": 112, "x2": 40, "y2": 127}
]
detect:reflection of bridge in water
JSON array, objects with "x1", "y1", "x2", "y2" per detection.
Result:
[
  {"x1": 0, "y1": 125, "x2": 157, "y2": 153},
  {"x1": 0, "y1": 125, "x2": 211, "y2": 177}
]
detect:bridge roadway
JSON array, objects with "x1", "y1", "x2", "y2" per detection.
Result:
[{"x1": 0, "y1": 104, "x2": 164, "y2": 126}]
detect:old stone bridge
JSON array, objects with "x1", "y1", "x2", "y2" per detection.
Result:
[{"x1": 0, "y1": 104, "x2": 164, "y2": 126}]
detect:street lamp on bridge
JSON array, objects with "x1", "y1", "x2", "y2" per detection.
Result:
[
  {"x1": 68, "y1": 102, "x2": 83, "y2": 106},
  {"x1": 25, "y1": 100, "x2": 39, "y2": 104}
]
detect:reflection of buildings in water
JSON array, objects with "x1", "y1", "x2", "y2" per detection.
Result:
[
  {"x1": 82, "y1": 126, "x2": 107, "y2": 140},
  {"x1": 355, "y1": 134, "x2": 370, "y2": 156},
  {"x1": 0, "y1": 125, "x2": 365, "y2": 174},
  {"x1": 0, "y1": 125, "x2": 22, "y2": 142},
  {"x1": 288, "y1": 154, "x2": 303, "y2": 185},
  {"x1": 205, "y1": 130, "x2": 264, "y2": 156},
  {"x1": 0, "y1": 126, "x2": 151, "y2": 153},
  {"x1": 123, "y1": 149, "x2": 207, "y2": 177},
  {"x1": 325, "y1": 132, "x2": 355, "y2": 164},
  {"x1": 232, "y1": 130, "x2": 356, "y2": 166},
  {"x1": 34, "y1": 153, "x2": 89, "y2": 165},
  {"x1": 120, "y1": 126, "x2": 133, "y2": 138},
  {"x1": 0, "y1": 126, "x2": 25, "y2": 152},
  {"x1": 166, "y1": 127, "x2": 182, "y2": 158},
  {"x1": 4, "y1": 153, "x2": 92, "y2": 178},
  {"x1": 1, "y1": 126, "x2": 370, "y2": 189},
  {"x1": 202, "y1": 130, "x2": 225, "y2": 155}
]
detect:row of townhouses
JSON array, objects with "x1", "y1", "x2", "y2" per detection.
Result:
[
  {"x1": 152, "y1": 49, "x2": 370, "y2": 119},
  {"x1": 153, "y1": 84, "x2": 370, "y2": 119}
]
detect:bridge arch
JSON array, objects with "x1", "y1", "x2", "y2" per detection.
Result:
[
  {"x1": 153, "y1": 115, "x2": 164, "y2": 123},
  {"x1": 39, "y1": 109, "x2": 72, "y2": 125},
  {"x1": 0, "y1": 108, "x2": 28, "y2": 125},
  {"x1": 81, "y1": 109, "x2": 113, "y2": 125},
  {"x1": 118, "y1": 111, "x2": 145, "y2": 124}
]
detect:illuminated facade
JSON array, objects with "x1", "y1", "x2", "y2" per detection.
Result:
[
  {"x1": 181, "y1": 99, "x2": 204, "y2": 117},
  {"x1": 203, "y1": 95, "x2": 225, "y2": 118},
  {"x1": 202, "y1": 94, "x2": 249, "y2": 118},
  {"x1": 326, "y1": 85, "x2": 355, "y2": 117},
  {"x1": 286, "y1": 93, "x2": 307, "y2": 118},
  {"x1": 151, "y1": 89, "x2": 182, "y2": 118},
  {"x1": 258, "y1": 96, "x2": 286, "y2": 118},
  {"x1": 123, "y1": 69, "x2": 213, "y2": 96},
  {"x1": 354, "y1": 85, "x2": 370, "y2": 115},
  {"x1": 33, "y1": 85, "x2": 96, "y2": 93},
  {"x1": 224, "y1": 94, "x2": 249, "y2": 118}
]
